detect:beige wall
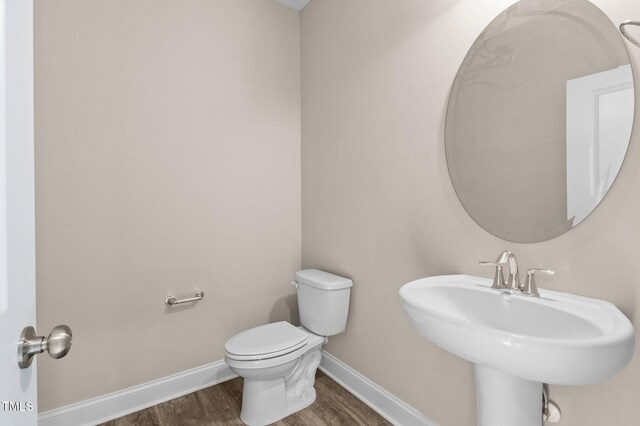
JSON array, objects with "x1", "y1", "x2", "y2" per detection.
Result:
[
  {"x1": 301, "y1": 1, "x2": 640, "y2": 425},
  {"x1": 35, "y1": 0, "x2": 301, "y2": 411}
]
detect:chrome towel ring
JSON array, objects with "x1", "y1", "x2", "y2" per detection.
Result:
[{"x1": 620, "y1": 21, "x2": 640, "y2": 48}]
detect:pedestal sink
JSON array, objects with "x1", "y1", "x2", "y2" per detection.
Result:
[{"x1": 399, "y1": 275, "x2": 635, "y2": 426}]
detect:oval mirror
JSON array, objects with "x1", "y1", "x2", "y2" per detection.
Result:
[{"x1": 445, "y1": 0, "x2": 635, "y2": 243}]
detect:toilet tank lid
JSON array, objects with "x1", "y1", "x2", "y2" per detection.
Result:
[{"x1": 295, "y1": 269, "x2": 353, "y2": 290}]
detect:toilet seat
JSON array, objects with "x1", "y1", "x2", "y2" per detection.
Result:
[{"x1": 225, "y1": 321, "x2": 308, "y2": 361}]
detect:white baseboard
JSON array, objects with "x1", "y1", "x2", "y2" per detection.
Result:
[
  {"x1": 319, "y1": 351, "x2": 438, "y2": 426},
  {"x1": 38, "y1": 360, "x2": 237, "y2": 426},
  {"x1": 39, "y1": 351, "x2": 436, "y2": 426}
]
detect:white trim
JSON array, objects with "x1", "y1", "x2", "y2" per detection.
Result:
[
  {"x1": 38, "y1": 360, "x2": 237, "y2": 426},
  {"x1": 274, "y1": 0, "x2": 310, "y2": 12},
  {"x1": 319, "y1": 351, "x2": 438, "y2": 426},
  {"x1": 39, "y1": 352, "x2": 437, "y2": 426}
]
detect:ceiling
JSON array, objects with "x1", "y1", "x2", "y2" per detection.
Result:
[{"x1": 274, "y1": 0, "x2": 311, "y2": 12}]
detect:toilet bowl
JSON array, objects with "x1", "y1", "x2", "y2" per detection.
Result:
[
  {"x1": 225, "y1": 322, "x2": 325, "y2": 426},
  {"x1": 224, "y1": 269, "x2": 352, "y2": 426}
]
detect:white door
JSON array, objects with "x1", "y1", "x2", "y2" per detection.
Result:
[{"x1": 0, "y1": 0, "x2": 37, "y2": 424}]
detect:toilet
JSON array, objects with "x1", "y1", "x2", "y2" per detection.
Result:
[{"x1": 224, "y1": 269, "x2": 353, "y2": 426}]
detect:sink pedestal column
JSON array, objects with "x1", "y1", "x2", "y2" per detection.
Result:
[{"x1": 474, "y1": 365, "x2": 542, "y2": 426}]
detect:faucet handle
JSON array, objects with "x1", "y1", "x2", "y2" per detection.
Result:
[
  {"x1": 479, "y1": 261, "x2": 506, "y2": 289},
  {"x1": 523, "y1": 269, "x2": 554, "y2": 297}
]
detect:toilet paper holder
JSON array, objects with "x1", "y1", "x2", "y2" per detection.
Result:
[{"x1": 165, "y1": 291, "x2": 205, "y2": 306}]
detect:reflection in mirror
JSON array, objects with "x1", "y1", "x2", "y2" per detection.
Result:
[
  {"x1": 445, "y1": 0, "x2": 634, "y2": 243},
  {"x1": 567, "y1": 65, "x2": 633, "y2": 225}
]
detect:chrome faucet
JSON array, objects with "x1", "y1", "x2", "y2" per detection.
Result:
[
  {"x1": 480, "y1": 251, "x2": 553, "y2": 297},
  {"x1": 505, "y1": 252, "x2": 521, "y2": 291}
]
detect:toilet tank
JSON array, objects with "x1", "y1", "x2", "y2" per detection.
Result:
[{"x1": 295, "y1": 269, "x2": 352, "y2": 336}]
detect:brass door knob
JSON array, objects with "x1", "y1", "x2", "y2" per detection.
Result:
[{"x1": 18, "y1": 325, "x2": 73, "y2": 369}]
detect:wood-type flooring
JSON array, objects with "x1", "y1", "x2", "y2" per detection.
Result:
[{"x1": 101, "y1": 371, "x2": 392, "y2": 426}]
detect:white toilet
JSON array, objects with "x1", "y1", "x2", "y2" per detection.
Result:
[{"x1": 224, "y1": 269, "x2": 352, "y2": 426}]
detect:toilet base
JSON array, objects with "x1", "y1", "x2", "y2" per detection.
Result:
[
  {"x1": 238, "y1": 334, "x2": 324, "y2": 426},
  {"x1": 286, "y1": 386, "x2": 317, "y2": 415},
  {"x1": 240, "y1": 377, "x2": 287, "y2": 426},
  {"x1": 239, "y1": 379, "x2": 318, "y2": 426}
]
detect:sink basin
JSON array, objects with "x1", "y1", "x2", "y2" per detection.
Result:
[
  {"x1": 400, "y1": 275, "x2": 635, "y2": 425},
  {"x1": 399, "y1": 274, "x2": 634, "y2": 385}
]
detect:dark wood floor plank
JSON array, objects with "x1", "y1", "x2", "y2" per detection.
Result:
[
  {"x1": 304, "y1": 386, "x2": 364, "y2": 425},
  {"x1": 315, "y1": 374, "x2": 390, "y2": 425},
  {"x1": 195, "y1": 380, "x2": 245, "y2": 425},
  {"x1": 150, "y1": 393, "x2": 208, "y2": 426},
  {"x1": 286, "y1": 404, "x2": 328, "y2": 425},
  {"x1": 100, "y1": 407, "x2": 160, "y2": 426}
]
